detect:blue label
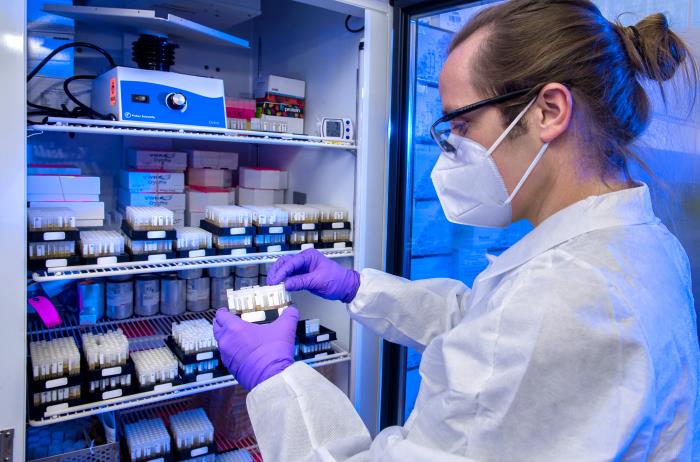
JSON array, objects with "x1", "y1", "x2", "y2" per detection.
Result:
[{"x1": 120, "y1": 80, "x2": 225, "y2": 128}]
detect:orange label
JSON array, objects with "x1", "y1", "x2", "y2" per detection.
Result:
[{"x1": 109, "y1": 78, "x2": 117, "y2": 106}]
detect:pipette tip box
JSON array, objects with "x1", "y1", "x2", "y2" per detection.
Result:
[
  {"x1": 28, "y1": 229, "x2": 80, "y2": 242},
  {"x1": 296, "y1": 322, "x2": 337, "y2": 344},
  {"x1": 28, "y1": 255, "x2": 81, "y2": 271},
  {"x1": 319, "y1": 221, "x2": 352, "y2": 230},
  {"x1": 199, "y1": 220, "x2": 256, "y2": 237},
  {"x1": 256, "y1": 243, "x2": 291, "y2": 253},
  {"x1": 81, "y1": 254, "x2": 130, "y2": 265},
  {"x1": 122, "y1": 221, "x2": 177, "y2": 241}
]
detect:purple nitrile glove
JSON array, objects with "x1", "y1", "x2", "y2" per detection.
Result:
[
  {"x1": 213, "y1": 306, "x2": 299, "y2": 391},
  {"x1": 266, "y1": 248, "x2": 360, "y2": 303}
]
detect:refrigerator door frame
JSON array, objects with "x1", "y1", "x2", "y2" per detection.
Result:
[{"x1": 382, "y1": 0, "x2": 478, "y2": 429}]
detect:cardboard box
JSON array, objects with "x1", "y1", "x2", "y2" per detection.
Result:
[
  {"x1": 186, "y1": 211, "x2": 206, "y2": 227},
  {"x1": 128, "y1": 150, "x2": 187, "y2": 171},
  {"x1": 186, "y1": 186, "x2": 231, "y2": 212},
  {"x1": 238, "y1": 187, "x2": 284, "y2": 206},
  {"x1": 28, "y1": 175, "x2": 100, "y2": 196},
  {"x1": 255, "y1": 75, "x2": 305, "y2": 99},
  {"x1": 29, "y1": 201, "x2": 105, "y2": 220},
  {"x1": 120, "y1": 170, "x2": 185, "y2": 193},
  {"x1": 239, "y1": 167, "x2": 288, "y2": 190},
  {"x1": 28, "y1": 194, "x2": 99, "y2": 202},
  {"x1": 28, "y1": 164, "x2": 81, "y2": 175},
  {"x1": 187, "y1": 168, "x2": 233, "y2": 188},
  {"x1": 118, "y1": 190, "x2": 186, "y2": 210},
  {"x1": 187, "y1": 150, "x2": 238, "y2": 170}
]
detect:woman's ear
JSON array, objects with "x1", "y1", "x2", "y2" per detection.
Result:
[{"x1": 534, "y1": 83, "x2": 573, "y2": 144}]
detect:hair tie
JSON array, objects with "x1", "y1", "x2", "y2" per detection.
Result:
[{"x1": 628, "y1": 25, "x2": 644, "y2": 56}]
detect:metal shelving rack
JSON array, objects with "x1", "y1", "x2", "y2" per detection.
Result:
[
  {"x1": 28, "y1": 118, "x2": 357, "y2": 151},
  {"x1": 28, "y1": 309, "x2": 351, "y2": 426},
  {"x1": 32, "y1": 248, "x2": 354, "y2": 282}
]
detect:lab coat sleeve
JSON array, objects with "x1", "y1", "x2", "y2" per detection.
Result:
[
  {"x1": 348, "y1": 268, "x2": 471, "y2": 352},
  {"x1": 247, "y1": 362, "x2": 484, "y2": 462},
  {"x1": 247, "y1": 362, "x2": 372, "y2": 462}
]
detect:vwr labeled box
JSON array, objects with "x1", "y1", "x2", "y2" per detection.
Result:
[
  {"x1": 118, "y1": 190, "x2": 186, "y2": 210},
  {"x1": 120, "y1": 170, "x2": 185, "y2": 193},
  {"x1": 187, "y1": 150, "x2": 238, "y2": 170},
  {"x1": 128, "y1": 150, "x2": 187, "y2": 171}
]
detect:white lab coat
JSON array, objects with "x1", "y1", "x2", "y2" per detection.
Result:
[{"x1": 247, "y1": 185, "x2": 700, "y2": 461}]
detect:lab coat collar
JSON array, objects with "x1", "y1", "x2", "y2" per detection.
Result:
[{"x1": 476, "y1": 184, "x2": 658, "y2": 283}]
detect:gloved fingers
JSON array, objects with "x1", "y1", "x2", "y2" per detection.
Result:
[
  {"x1": 266, "y1": 255, "x2": 293, "y2": 285},
  {"x1": 267, "y1": 250, "x2": 318, "y2": 285},
  {"x1": 214, "y1": 308, "x2": 249, "y2": 334},
  {"x1": 275, "y1": 306, "x2": 300, "y2": 334},
  {"x1": 283, "y1": 273, "x2": 318, "y2": 292}
]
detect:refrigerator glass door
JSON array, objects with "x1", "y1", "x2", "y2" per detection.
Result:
[
  {"x1": 402, "y1": 1, "x2": 530, "y2": 421},
  {"x1": 399, "y1": 0, "x2": 699, "y2": 424}
]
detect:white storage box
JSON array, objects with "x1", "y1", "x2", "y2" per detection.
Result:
[
  {"x1": 29, "y1": 201, "x2": 105, "y2": 220},
  {"x1": 187, "y1": 168, "x2": 233, "y2": 188},
  {"x1": 128, "y1": 150, "x2": 187, "y2": 171},
  {"x1": 120, "y1": 170, "x2": 185, "y2": 193},
  {"x1": 118, "y1": 190, "x2": 186, "y2": 210},
  {"x1": 255, "y1": 75, "x2": 306, "y2": 99},
  {"x1": 238, "y1": 187, "x2": 284, "y2": 206},
  {"x1": 187, "y1": 150, "x2": 239, "y2": 170},
  {"x1": 186, "y1": 211, "x2": 206, "y2": 227},
  {"x1": 28, "y1": 175, "x2": 100, "y2": 196},
  {"x1": 187, "y1": 186, "x2": 231, "y2": 212},
  {"x1": 239, "y1": 167, "x2": 288, "y2": 190}
]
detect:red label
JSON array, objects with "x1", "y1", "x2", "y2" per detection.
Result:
[{"x1": 109, "y1": 78, "x2": 117, "y2": 106}]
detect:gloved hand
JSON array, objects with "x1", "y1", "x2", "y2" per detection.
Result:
[
  {"x1": 213, "y1": 307, "x2": 299, "y2": 391},
  {"x1": 266, "y1": 248, "x2": 360, "y2": 303}
]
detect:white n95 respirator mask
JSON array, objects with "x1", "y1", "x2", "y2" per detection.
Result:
[{"x1": 430, "y1": 97, "x2": 549, "y2": 228}]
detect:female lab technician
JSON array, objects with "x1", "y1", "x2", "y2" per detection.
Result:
[{"x1": 215, "y1": 0, "x2": 700, "y2": 460}]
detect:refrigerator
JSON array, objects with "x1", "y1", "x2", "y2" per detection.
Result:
[{"x1": 382, "y1": 0, "x2": 700, "y2": 428}]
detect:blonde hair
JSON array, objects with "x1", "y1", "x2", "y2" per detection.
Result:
[{"x1": 451, "y1": 0, "x2": 698, "y2": 178}]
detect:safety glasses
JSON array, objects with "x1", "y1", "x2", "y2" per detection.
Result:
[{"x1": 430, "y1": 88, "x2": 534, "y2": 153}]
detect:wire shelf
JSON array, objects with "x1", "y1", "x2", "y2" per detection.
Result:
[
  {"x1": 29, "y1": 344, "x2": 349, "y2": 426},
  {"x1": 118, "y1": 398, "x2": 263, "y2": 461},
  {"x1": 28, "y1": 117, "x2": 356, "y2": 151},
  {"x1": 32, "y1": 248, "x2": 354, "y2": 282},
  {"x1": 28, "y1": 310, "x2": 350, "y2": 426}
]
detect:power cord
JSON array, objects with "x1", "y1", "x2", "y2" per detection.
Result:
[
  {"x1": 345, "y1": 15, "x2": 364, "y2": 33},
  {"x1": 27, "y1": 41, "x2": 117, "y2": 124}
]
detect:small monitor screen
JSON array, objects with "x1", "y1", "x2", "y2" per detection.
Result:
[{"x1": 326, "y1": 121, "x2": 342, "y2": 137}]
